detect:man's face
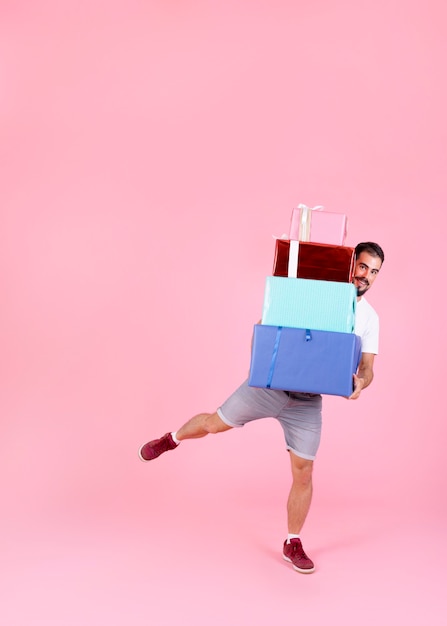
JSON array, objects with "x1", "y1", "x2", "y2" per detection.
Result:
[{"x1": 353, "y1": 251, "x2": 382, "y2": 297}]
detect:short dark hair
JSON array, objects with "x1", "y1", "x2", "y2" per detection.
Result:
[{"x1": 355, "y1": 241, "x2": 385, "y2": 264}]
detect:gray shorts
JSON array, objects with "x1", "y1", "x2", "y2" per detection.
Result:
[{"x1": 217, "y1": 379, "x2": 322, "y2": 461}]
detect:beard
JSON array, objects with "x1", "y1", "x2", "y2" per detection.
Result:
[{"x1": 355, "y1": 280, "x2": 369, "y2": 296}]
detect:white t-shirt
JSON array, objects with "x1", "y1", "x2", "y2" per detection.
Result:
[{"x1": 354, "y1": 297, "x2": 379, "y2": 354}]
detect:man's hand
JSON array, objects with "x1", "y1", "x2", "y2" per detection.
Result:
[
  {"x1": 347, "y1": 374, "x2": 365, "y2": 400},
  {"x1": 346, "y1": 353, "x2": 375, "y2": 400}
]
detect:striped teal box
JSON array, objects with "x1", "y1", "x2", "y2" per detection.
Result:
[{"x1": 261, "y1": 276, "x2": 356, "y2": 333}]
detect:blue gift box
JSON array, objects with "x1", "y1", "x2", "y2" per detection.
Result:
[
  {"x1": 249, "y1": 325, "x2": 362, "y2": 397},
  {"x1": 262, "y1": 276, "x2": 356, "y2": 333}
]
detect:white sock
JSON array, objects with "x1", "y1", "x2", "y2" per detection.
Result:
[
  {"x1": 171, "y1": 432, "x2": 180, "y2": 445},
  {"x1": 287, "y1": 533, "x2": 301, "y2": 544}
]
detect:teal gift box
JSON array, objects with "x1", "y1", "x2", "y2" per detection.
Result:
[{"x1": 261, "y1": 276, "x2": 356, "y2": 334}]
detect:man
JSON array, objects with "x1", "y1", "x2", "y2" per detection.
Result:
[{"x1": 139, "y1": 241, "x2": 384, "y2": 574}]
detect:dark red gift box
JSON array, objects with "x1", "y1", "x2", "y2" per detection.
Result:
[{"x1": 273, "y1": 239, "x2": 355, "y2": 283}]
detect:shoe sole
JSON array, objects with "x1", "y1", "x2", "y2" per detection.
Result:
[{"x1": 283, "y1": 554, "x2": 315, "y2": 574}]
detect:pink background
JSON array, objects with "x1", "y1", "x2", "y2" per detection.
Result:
[{"x1": 1, "y1": 1, "x2": 446, "y2": 624}]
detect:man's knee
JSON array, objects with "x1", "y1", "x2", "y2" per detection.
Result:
[
  {"x1": 203, "y1": 412, "x2": 232, "y2": 434},
  {"x1": 290, "y1": 452, "x2": 314, "y2": 486}
]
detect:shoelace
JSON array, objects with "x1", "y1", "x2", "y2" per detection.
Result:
[{"x1": 291, "y1": 541, "x2": 307, "y2": 559}]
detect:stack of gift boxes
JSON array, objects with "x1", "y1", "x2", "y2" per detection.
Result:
[{"x1": 248, "y1": 205, "x2": 362, "y2": 397}]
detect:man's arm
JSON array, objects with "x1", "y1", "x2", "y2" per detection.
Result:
[{"x1": 348, "y1": 352, "x2": 375, "y2": 400}]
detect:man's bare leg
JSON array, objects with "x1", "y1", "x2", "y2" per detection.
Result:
[
  {"x1": 175, "y1": 411, "x2": 233, "y2": 440},
  {"x1": 139, "y1": 411, "x2": 232, "y2": 460},
  {"x1": 282, "y1": 452, "x2": 315, "y2": 573},
  {"x1": 287, "y1": 452, "x2": 314, "y2": 533}
]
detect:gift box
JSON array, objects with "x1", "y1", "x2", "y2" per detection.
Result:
[
  {"x1": 262, "y1": 276, "x2": 356, "y2": 333},
  {"x1": 290, "y1": 205, "x2": 348, "y2": 245},
  {"x1": 273, "y1": 239, "x2": 355, "y2": 283},
  {"x1": 249, "y1": 324, "x2": 362, "y2": 397}
]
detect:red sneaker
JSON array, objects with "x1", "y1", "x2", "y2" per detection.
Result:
[
  {"x1": 139, "y1": 433, "x2": 178, "y2": 462},
  {"x1": 283, "y1": 539, "x2": 315, "y2": 573}
]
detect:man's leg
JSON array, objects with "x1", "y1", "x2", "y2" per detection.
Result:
[
  {"x1": 176, "y1": 412, "x2": 233, "y2": 440},
  {"x1": 139, "y1": 411, "x2": 232, "y2": 460},
  {"x1": 139, "y1": 379, "x2": 279, "y2": 461},
  {"x1": 282, "y1": 452, "x2": 315, "y2": 573},
  {"x1": 287, "y1": 452, "x2": 314, "y2": 533}
]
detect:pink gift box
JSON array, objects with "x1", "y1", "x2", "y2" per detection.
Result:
[{"x1": 289, "y1": 205, "x2": 348, "y2": 245}]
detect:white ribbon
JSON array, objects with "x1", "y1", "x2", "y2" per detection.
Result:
[
  {"x1": 288, "y1": 240, "x2": 299, "y2": 277},
  {"x1": 286, "y1": 205, "x2": 324, "y2": 274}
]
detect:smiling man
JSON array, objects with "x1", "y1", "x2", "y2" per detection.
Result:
[
  {"x1": 138, "y1": 241, "x2": 385, "y2": 574},
  {"x1": 350, "y1": 242, "x2": 384, "y2": 400}
]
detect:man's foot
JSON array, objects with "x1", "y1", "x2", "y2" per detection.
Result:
[
  {"x1": 283, "y1": 538, "x2": 315, "y2": 573},
  {"x1": 138, "y1": 433, "x2": 178, "y2": 462}
]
